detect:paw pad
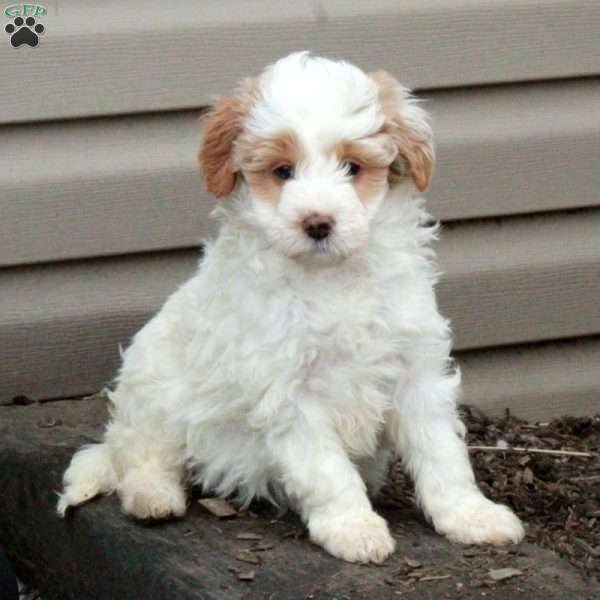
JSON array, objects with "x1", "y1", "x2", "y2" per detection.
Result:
[{"x1": 5, "y1": 16, "x2": 44, "y2": 47}]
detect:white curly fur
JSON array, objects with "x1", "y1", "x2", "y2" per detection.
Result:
[{"x1": 58, "y1": 52, "x2": 524, "y2": 563}]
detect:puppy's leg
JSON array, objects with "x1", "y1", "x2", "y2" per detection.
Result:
[
  {"x1": 357, "y1": 447, "x2": 392, "y2": 499},
  {"x1": 388, "y1": 371, "x2": 524, "y2": 545},
  {"x1": 105, "y1": 422, "x2": 187, "y2": 520},
  {"x1": 59, "y1": 420, "x2": 187, "y2": 520},
  {"x1": 57, "y1": 443, "x2": 117, "y2": 515},
  {"x1": 270, "y1": 407, "x2": 395, "y2": 564},
  {"x1": 118, "y1": 461, "x2": 187, "y2": 520}
]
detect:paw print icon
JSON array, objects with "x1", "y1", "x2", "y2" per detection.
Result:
[{"x1": 5, "y1": 16, "x2": 45, "y2": 47}]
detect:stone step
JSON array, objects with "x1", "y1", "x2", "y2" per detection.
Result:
[{"x1": 0, "y1": 397, "x2": 593, "y2": 599}]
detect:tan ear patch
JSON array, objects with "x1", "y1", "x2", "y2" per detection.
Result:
[
  {"x1": 384, "y1": 121, "x2": 433, "y2": 192},
  {"x1": 369, "y1": 70, "x2": 434, "y2": 192},
  {"x1": 198, "y1": 80, "x2": 257, "y2": 198}
]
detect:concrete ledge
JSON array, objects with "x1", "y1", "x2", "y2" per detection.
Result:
[{"x1": 0, "y1": 397, "x2": 592, "y2": 599}]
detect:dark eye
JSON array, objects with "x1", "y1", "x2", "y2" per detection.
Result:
[
  {"x1": 345, "y1": 162, "x2": 361, "y2": 176},
  {"x1": 273, "y1": 165, "x2": 294, "y2": 180}
]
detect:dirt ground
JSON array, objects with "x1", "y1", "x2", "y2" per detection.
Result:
[{"x1": 384, "y1": 407, "x2": 600, "y2": 586}]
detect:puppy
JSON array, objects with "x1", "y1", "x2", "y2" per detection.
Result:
[{"x1": 58, "y1": 52, "x2": 524, "y2": 563}]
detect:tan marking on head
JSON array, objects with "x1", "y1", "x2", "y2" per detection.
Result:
[
  {"x1": 337, "y1": 138, "x2": 395, "y2": 170},
  {"x1": 336, "y1": 138, "x2": 394, "y2": 203},
  {"x1": 198, "y1": 78, "x2": 257, "y2": 198},
  {"x1": 236, "y1": 130, "x2": 303, "y2": 204},
  {"x1": 243, "y1": 171, "x2": 282, "y2": 204},
  {"x1": 352, "y1": 167, "x2": 389, "y2": 203},
  {"x1": 369, "y1": 70, "x2": 434, "y2": 192}
]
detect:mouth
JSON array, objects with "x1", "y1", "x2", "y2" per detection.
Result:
[
  {"x1": 311, "y1": 239, "x2": 332, "y2": 254},
  {"x1": 302, "y1": 237, "x2": 354, "y2": 265},
  {"x1": 283, "y1": 236, "x2": 342, "y2": 265}
]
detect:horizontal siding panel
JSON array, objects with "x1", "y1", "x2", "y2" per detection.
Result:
[
  {"x1": 437, "y1": 209, "x2": 600, "y2": 350},
  {"x1": 3, "y1": 79, "x2": 600, "y2": 267},
  {"x1": 0, "y1": 252, "x2": 199, "y2": 405},
  {"x1": 0, "y1": 113, "x2": 213, "y2": 268},
  {"x1": 1, "y1": 0, "x2": 600, "y2": 123},
  {"x1": 458, "y1": 338, "x2": 600, "y2": 420},
  {"x1": 429, "y1": 79, "x2": 600, "y2": 221},
  {"x1": 2, "y1": 208, "x2": 600, "y2": 402}
]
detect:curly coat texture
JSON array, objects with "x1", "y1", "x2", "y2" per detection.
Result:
[{"x1": 58, "y1": 52, "x2": 524, "y2": 563}]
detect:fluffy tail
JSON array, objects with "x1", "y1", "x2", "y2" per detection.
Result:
[{"x1": 57, "y1": 443, "x2": 117, "y2": 516}]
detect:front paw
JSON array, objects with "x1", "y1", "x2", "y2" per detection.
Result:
[
  {"x1": 433, "y1": 495, "x2": 525, "y2": 545},
  {"x1": 309, "y1": 510, "x2": 396, "y2": 564},
  {"x1": 118, "y1": 468, "x2": 187, "y2": 520}
]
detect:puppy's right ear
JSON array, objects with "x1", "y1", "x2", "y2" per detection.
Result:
[{"x1": 199, "y1": 96, "x2": 246, "y2": 198}]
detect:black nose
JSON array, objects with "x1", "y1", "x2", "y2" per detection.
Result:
[{"x1": 302, "y1": 214, "x2": 335, "y2": 241}]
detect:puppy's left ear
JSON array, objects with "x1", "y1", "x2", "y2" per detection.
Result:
[
  {"x1": 199, "y1": 80, "x2": 257, "y2": 198},
  {"x1": 370, "y1": 70, "x2": 434, "y2": 192}
]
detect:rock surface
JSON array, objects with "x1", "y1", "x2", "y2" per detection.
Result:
[{"x1": 0, "y1": 397, "x2": 596, "y2": 599}]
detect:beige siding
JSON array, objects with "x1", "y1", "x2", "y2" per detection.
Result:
[
  {"x1": 3, "y1": 79, "x2": 600, "y2": 268},
  {"x1": 2, "y1": 0, "x2": 599, "y2": 419},
  {"x1": 437, "y1": 210, "x2": 600, "y2": 350},
  {"x1": 3, "y1": 210, "x2": 599, "y2": 405},
  {"x1": 0, "y1": 253, "x2": 198, "y2": 404},
  {"x1": 429, "y1": 79, "x2": 600, "y2": 221},
  {"x1": 1, "y1": 1, "x2": 600, "y2": 124},
  {"x1": 459, "y1": 338, "x2": 600, "y2": 420}
]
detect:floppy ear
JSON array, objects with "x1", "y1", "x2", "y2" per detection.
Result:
[
  {"x1": 370, "y1": 70, "x2": 434, "y2": 192},
  {"x1": 198, "y1": 96, "x2": 247, "y2": 198}
]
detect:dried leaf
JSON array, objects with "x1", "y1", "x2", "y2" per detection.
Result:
[
  {"x1": 237, "y1": 569, "x2": 256, "y2": 581},
  {"x1": 565, "y1": 510, "x2": 579, "y2": 530},
  {"x1": 197, "y1": 497, "x2": 237, "y2": 518},
  {"x1": 236, "y1": 552, "x2": 261, "y2": 565},
  {"x1": 523, "y1": 467, "x2": 534, "y2": 484},
  {"x1": 488, "y1": 568, "x2": 523, "y2": 581},
  {"x1": 404, "y1": 557, "x2": 422, "y2": 568},
  {"x1": 236, "y1": 532, "x2": 263, "y2": 541}
]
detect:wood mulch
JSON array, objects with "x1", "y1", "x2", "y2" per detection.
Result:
[{"x1": 385, "y1": 407, "x2": 600, "y2": 585}]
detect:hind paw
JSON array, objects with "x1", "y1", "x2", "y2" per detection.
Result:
[{"x1": 57, "y1": 479, "x2": 104, "y2": 516}]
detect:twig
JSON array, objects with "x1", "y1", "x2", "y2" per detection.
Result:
[
  {"x1": 572, "y1": 538, "x2": 600, "y2": 557},
  {"x1": 468, "y1": 445, "x2": 593, "y2": 458},
  {"x1": 419, "y1": 575, "x2": 452, "y2": 582},
  {"x1": 569, "y1": 475, "x2": 600, "y2": 483}
]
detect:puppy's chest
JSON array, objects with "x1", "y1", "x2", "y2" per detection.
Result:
[
  {"x1": 301, "y1": 294, "x2": 388, "y2": 361},
  {"x1": 287, "y1": 271, "x2": 390, "y2": 344},
  {"x1": 290, "y1": 287, "x2": 402, "y2": 455},
  {"x1": 199, "y1": 264, "x2": 406, "y2": 454}
]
